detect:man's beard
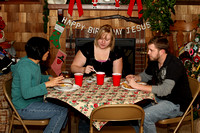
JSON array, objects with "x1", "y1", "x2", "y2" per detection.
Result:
[{"x1": 149, "y1": 53, "x2": 160, "y2": 61}]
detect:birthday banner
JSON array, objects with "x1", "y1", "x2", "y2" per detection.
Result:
[{"x1": 61, "y1": 17, "x2": 151, "y2": 35}]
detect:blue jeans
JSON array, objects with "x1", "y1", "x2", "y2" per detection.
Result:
[
  {"x1": 17, "y1": 101, "x2": 68, "y2": 133},
  {"x1": 142, "y1": 97, "x2": 183, "y2": 133}
]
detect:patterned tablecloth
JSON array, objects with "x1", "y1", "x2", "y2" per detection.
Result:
[{"x1": 46, "y1": 77, "x2": 155, "y2": 130}]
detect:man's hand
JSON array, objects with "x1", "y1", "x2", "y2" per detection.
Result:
[{"x1": 126, "y1": 74, "x2": 141, "y2": 82}]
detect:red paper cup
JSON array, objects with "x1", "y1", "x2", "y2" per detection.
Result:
[
  {"x1": 74, "y1": 73, "x2": 83, "y2": 87},
  {"x1": 96, "y1": 72, "x2": 105, "y2": 85},
  {"x1": 112, "y1": 73, "x2": 121, "y2": 86}
]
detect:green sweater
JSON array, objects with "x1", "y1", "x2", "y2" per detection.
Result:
[{"x1": 11, "y1": 56, "x2": 50, "y2": 110}]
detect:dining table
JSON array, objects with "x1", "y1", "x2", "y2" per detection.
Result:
[{"x1": 45, "y1": 76, "x2": 156, "y2": 130}]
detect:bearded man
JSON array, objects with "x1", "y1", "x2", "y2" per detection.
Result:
[{"x1": 126, "y1": 36, "x2": 192, "y2": 133}]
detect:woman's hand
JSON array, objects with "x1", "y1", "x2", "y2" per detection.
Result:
[
  {"x1": 45, "y1": 76, "x2": 65, "y2": 87},
  {"x1": 84, "y1": 65, "x2": 94, "y2": 74}
]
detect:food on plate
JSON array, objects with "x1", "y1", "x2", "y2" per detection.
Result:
[
  {"x1": 121, "y1": 82, "x2": 133, "y2": 89},
  {"x1": 59, "y1": 83, "x2": 72, "y2": 88},
  {"x1": 60, "y1": 84, "x2": 66, "y2": 87},
  {"x1": 121, "y1": 81, "x2": 147, "y2": 90}
]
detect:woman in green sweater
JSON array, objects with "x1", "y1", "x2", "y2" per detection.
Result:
[{"x1": 11, "y1": 37, "x2": 68, "y2": 133}]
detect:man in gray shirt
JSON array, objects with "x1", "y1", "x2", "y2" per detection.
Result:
[{"x1": 126, "y1": 36, "x2": 192, "y2": 133}]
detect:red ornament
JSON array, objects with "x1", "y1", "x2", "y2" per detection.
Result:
[
  {"x1": 193, "y1": 55, "x2": 200, "y2": 63},
  {"x1": 0, "y1": 17, "x2": 5, "y2": 30},
  {"x1": 92, "y1": 0, "x2": 98, "y2": 7},
  {"x1": 115, "y1": 0, "x2": 120, "y2": 8}
]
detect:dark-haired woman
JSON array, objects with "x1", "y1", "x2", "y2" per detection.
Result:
[{"x1": 11, "y1": 37, "x2": 68, "y2": 133}]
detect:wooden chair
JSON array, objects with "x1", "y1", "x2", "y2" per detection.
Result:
[
  {"x1": 90, "y1": 104, "x2": 145, "y2": 133},
  {"x1": 167, "y1": 20, "x2": 199, "y2": 56},
  {"x1": 3, "y1": 78, "x2": 50, "y2": 133},
  {"x1": 157, "y1": 77, "x2": 200, "y2": 133}
]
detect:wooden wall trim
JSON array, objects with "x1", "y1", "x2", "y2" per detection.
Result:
[
  {"x1": 0, "y1": 0, "x2": 41, "y2": 4},
  {"x1": 48, "y1": 4, "x2": 138, "y2": 11}
]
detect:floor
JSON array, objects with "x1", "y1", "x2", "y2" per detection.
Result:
[{"x1": 13, "y1": 113, "x2": 200, "y2": 133}]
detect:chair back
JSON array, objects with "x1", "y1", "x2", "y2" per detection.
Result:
[
  {"x1": 3, "y1": 78, "x2": 24, "y2": 121},
  {"x1": 90, "y1": 104, "x2": 145, "y2": 133},
  {"x1": 3, "y1": 78, "x2": 49, "y2": 133},
  {"x1": 173, "y1": 77, "x2": 200, "y2": 133},
  {"x1": 3, "y1": 78, "x2": 16, "y2": 113},
  {"x1": 188, "y1": 77, "x2": 200, "y2": 98}
]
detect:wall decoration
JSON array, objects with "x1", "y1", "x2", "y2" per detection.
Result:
[
  {"x1": 51, "y1": 50, "x2": 67, "y2": 76},
  {"x1": 68, "y1": 0, "x2": 83, "y2": 17},
  {"x1": 50, "y1": 21, "x2": 66, "y2": 49},
  {"x1": 179, "y1": 34, "x2": 200, "y2": 80},
  {"x1": 115, "y1": 0, "x2": 120, "y2": 8},
  {"x1": 43, "y1": 0, "x2": 49, "y2": 33},
  {"x1": 0, "y1": 17, "x2": 5, "y2": 43},
  {"x1": 73, "y1": 14, "x2": 143, "y2": 24},
  {"x1": 141, "y1": 0, "x2": 176, "y2": 35},
  {"x1": 61, "y1": 16, "x2": 150, "y2": 35},
  {"x1": 120, "y1": 0, "x2": 130, "y2": 5},
  {"x1": 127, "y1": 0, "x2": 143, "y2": 18},
  {"x1": 92, "y1": 0, "x2": 98, "y2": 7},
  {"x1": 81, "y1": 0, "x2": 92, "y2": 4}
]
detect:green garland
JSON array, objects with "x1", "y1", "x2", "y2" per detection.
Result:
[
  {"x1": 120, "y1": 0, "x2": 130, "y2": 5},
  {"x1": 43, "y1": 0, "x2": 49, "y2": 33},
  {"x1": 141, "y1": 0, "x2": 176, "y2": 35}
]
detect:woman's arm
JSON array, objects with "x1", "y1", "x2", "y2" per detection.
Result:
[
  {"x1": 113, "y1": 57, "x2": 123, "y2": 73},
  {"x1": 41, "y1": 74, "x2": 51, "y2": 83},
  {"x1": 71, "y1": 50, "x2": 87, "y2": 74}
]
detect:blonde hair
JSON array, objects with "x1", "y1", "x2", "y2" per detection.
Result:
[{"x1": 94, "y1": 24, "x2": 115, "y2": 50}]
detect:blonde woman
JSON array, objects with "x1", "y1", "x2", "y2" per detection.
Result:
[{"x1": 71, "y1": 24, "x2": 123, "y2": 77}]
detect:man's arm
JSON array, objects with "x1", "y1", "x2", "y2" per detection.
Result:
[
  {"x1": 139, "y1": 71, "x2": 152, "y2": 82},
  {"x1": 152, "y1": 79, "x2": 175, "y2": 96}
]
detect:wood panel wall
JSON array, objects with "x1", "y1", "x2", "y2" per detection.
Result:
[
  {"x1": 0, "y1": 3, "x2": 200, "y2": 76},
  {"x1": 172, "y1": 5, "x2": 200, "y2": 22},
  {"x1": 0, "y1": 3, "x2": 46, "y2": 58},
  {"x1": 146, "y1": 5, "x2": 200, "y2": 44}
]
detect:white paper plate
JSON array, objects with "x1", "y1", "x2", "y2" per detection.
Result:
[
  {"x1": 54, "y1": 84, "x2": 80, "y2": 92},
  {"x1": 121, "y1": 81, "x2": 137, "y2": 91}
]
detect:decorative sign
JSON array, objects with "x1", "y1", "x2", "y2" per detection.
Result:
[{"x1": 61, "y1": 17, "x2": 151, "y2": 35}]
